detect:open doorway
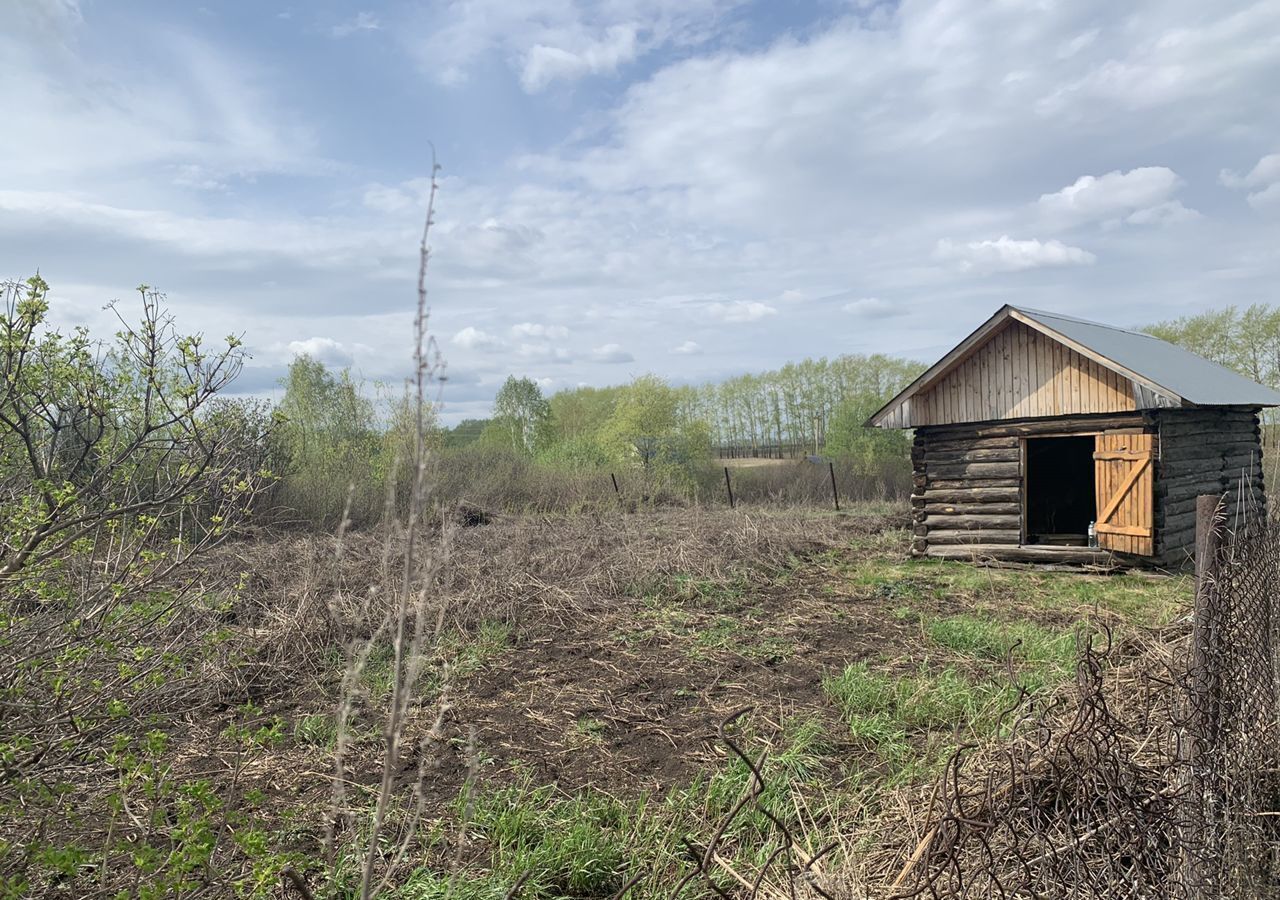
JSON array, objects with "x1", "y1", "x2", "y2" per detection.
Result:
[{"x1": 1024, "y1": 436, "x2": 1096, "y2": 546}]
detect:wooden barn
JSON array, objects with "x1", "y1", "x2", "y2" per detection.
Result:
[{"x1": 868, "y1": 305, "x2": 1280, "y2": 567}]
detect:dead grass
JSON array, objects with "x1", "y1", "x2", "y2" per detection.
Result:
[
  {"x1": 6, "y1": 501, "x2": 1196, "y2": 897},
  {"x1": 841, "y1": 626, "x2": 1193, "y2": 896}
]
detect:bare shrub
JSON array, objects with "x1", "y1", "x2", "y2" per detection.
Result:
[{"x1": 699, "y1": 458, "x2": 911, "y2": 507}]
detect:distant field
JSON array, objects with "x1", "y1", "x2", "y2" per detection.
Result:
[{"x1": 720, "y1": 456, "x2": 810, "y2": 468}]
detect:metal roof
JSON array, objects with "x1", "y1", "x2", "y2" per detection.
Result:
[
  {"x1": 1012, "y1": 306, "x2": 1280, "y2": 407},
  {"x1": 866, "y1": 304, "x2": 1280, "y2": 428}
]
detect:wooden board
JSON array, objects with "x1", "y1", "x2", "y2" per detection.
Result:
[
  {"x1": 907, "y1": 321, "x2": 1137, "y2": 427},
  {"x1": 923, "y1": 544, "x2": 1123, "y2": 567},
  {"x1": 1093, "y1": 433, "x2": 1154, "y2": 556}
]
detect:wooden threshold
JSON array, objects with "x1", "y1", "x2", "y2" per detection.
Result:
[{"x1": 922, "y1": 544, "x2": 1127, "y2": 569}]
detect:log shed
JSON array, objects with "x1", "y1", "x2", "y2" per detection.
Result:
[{"x1": 868, "y1": 305, "x2": 1279, "y2": 567}]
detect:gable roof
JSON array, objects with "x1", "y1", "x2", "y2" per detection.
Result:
[{"x1": 868, "y1": 304, "x2": 1280, "y2": 428}]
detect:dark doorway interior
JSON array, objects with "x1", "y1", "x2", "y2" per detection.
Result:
[{"x1": 1025, "y1": 436, "x2": 1096, "y2": 546}]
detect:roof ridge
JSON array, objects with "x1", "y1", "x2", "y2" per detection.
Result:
[{"x1": 1011, "y1": 305, "x2": 1155, "y2": 339}]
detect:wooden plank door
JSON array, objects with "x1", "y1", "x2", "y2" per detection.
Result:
[{"x1": 1093, "y1": 433, "x2": 1155, "y2": 556}]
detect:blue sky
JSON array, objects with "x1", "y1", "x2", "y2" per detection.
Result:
[{"x1": 4, "y1": 0, "x2": 1280, "y2": 423}]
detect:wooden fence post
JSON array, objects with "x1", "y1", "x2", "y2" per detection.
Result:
[
  {"x1": 829, "y1": 461, "x2": 840, "y2": 512},
  {"x1": 723, "y1": 466, "x2": 735, "y2": 509},
  {"x1": 1179, "y1": 493, "x2": 1226, "y2": 900}
]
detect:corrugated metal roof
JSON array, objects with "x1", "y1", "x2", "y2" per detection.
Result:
[{"x1": 1012, "y1": 306, "x2": 1280, "y2": 407}]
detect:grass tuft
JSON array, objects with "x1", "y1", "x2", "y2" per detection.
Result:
[
  {"x1": 825, "y1": 662, "x2": 1022, "y2": 785},
  {"x1": 924, "y1": 614, "x2": 1076, "y2": 672}
]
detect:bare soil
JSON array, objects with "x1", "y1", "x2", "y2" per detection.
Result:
[
  {"x1": 179, "y1": 508, "x2": 913, "y2": 819},
  {"x1": 167, "y1": 504, "x2": 1184, "y2": 860}
]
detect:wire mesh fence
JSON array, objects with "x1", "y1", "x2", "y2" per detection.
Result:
[{"x1": 1176, "y1": 497, "x2": 1279, "y2": 899}]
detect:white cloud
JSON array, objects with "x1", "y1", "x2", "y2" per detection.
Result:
[
  {"x1": 1037, "y1": 167, "x2": 1191, "y2": 226},
  {"x1": 331, "y1": 12, "x2": 380, "y2": 38},
  {"x1": 1034, "y1": 2, "x2": 1280, "y2": 115},
  {"x1": 5, "y1": 0, "x2": 1280, "y2": 427},
  {"x1": 406, "y1": 0, "x2": 738, "y2": 91},
  {"x1": 934, "y1": 236, "x2": 1097, "y2": 274},
  {"x1": 671, "y1": 340, "x2": 702, "y2": 354},
  {"x1": 590, "y1": 343, "x2": 634, "y2": 363},
  {"x1": 170, "y1": 164, "x2": 227, "y2": 191},
  {"x1": 0, "y1": 190, "x2": 397, "y2": 268},
  {"x1": 842, "y1": 297, "x2": 901, "y2": 318},
  {"x1": 287, "y1": 337, "x2": 354, "y2": 367},
  {"x1": 0, "y1": 18, "x2": 327, "y2": 207},
  {"x1": 362, "y1": 184, "x2": 414, "y2": 214},
  {"x1": 451, "y1": 326, "x2": 503, "y2": 351},
  {"x1": 1221, "y1": 152, "x2": 1280, "y2": 210},
  {"x1": 1056, "y1": 28, "x2": 1099, "y2": 60},
  {"x1": 707, "y1": 300, "x2": 777, "y2": 323},
  {"x1": 1124, "y1": 200, "x2": 1200, "y2": 225},
  {"x1": 1247, "y1": 182, "x2": 1280, "y2": 210},
  {"x1": 438, "y1": 218, "x2": 545, "y2": 275},
  {"x1": 522, "y1": 25, "x2": 639, "y2": 92},
  {"x1": 1220, "y1": 153, "x2": 1280, "y2": 189},
  {"x1": 516, "y1": 342, "x2": 572, "y2": 363},
  {"x1": 12, "y1": 0, "x2": 84, "y2": 44},
  {"x1": 511, "y1": 322, "x2": 569, "y2": 339}
]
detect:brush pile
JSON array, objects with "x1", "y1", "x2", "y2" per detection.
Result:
[{"x1": 853, "y1": 588, "x2": 1280, "y2": 898}]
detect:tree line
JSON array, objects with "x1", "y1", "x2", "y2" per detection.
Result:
[
  {"x1": 270, "y1": 303, "x2": 1280, "y2": 522},
  {"x1": 446, "y1": 355, "x2": 923, "y2": 457}
]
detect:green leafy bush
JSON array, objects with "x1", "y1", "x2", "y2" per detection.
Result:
[{"x1": 0, "y1": 276, "x2": 282, "y2": 897}]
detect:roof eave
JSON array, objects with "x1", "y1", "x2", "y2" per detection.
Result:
[{"x1": 865, "y1": 305, "x2": 1021, "y2": 428}]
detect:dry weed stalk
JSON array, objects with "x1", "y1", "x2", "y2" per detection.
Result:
[{"x1": 305, "y1": 155, "x2": 454, "y2": 899}]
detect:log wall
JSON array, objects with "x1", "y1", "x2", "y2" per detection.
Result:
[
  {"x1": 1151, "y1": 407, "x2": 1266, "y2": 567},
  {"x1": 910, "y1": 409, "x2": 1267, "y2": 567}
]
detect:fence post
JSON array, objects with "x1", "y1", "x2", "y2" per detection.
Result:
[
  {"x1": 723, "y1": 466, "x2": 735, "y2": 509},
  {"x1": 828, "y1": 461, "x2": 840, "y2": 511},
  {"x1": 610, "y1": 472, "x2": 620, "y2": 500},
  {"x1": 1179, "y1": 493, "x2": 1226, "y2": 900}
]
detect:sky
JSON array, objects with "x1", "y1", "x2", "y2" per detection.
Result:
[{"x1": 3, "y1": 0, "x2": 1280, "y2": 424}]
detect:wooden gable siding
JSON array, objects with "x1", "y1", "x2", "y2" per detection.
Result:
[{"x1": 909, "y1": 321, "x2": 1136, "y2": 427}]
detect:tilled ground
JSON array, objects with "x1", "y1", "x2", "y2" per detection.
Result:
[
  {"x1": 178, "y1": 507, "x2": 913, "y2": 820},
  {"x1": 192, "y1": 503, "x2": 1148, "y2": 815},
  {"x1": 448, "y1": 560, "x2": 919, "y2": 798}
]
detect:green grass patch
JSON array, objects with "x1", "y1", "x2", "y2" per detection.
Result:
[
  {"x1": 838, "y1": 554, "x2": 1190, "y2": 630},
  {"x1": 393, "y1": 717, "x2": 845, "y2": 898},
  {"x1": 293, "y1": 713, "x2": 337, "y2": 748},
  {"x1": 445, "y1": 621, "x2": 513, "y2": 679},
  {"x1": 741, "y1": 633, "x2": 795, "y2": 664},
  {"x1": 687, "y1": 616, "x2": 742, "y2": 658},
  {"x1": 672, "y1": 573, "x2": 752, "y2": 611},
  {"x1": 360, "y1": 621, "x2": 512, "y2": 701},
  {"x1": 824, "y1": 662, "x2": 1021, "y2": 786},
  {"x1": 570, "y1": 717, "x2": 606, "y2": 744},
  {"x1": 1028, "y1": 574, "x2": 1189, "y2": 626},
  {"x1": 394, "y1": 778, "x2": 683, "y2": 900},
  {"x1": 924, "y1": 614, "x2": 1076, "y2": 673}
]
